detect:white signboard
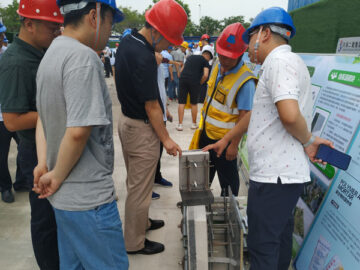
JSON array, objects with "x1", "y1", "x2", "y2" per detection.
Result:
[{"x1": 336, "y1": 37, "x2": 360, "y2": 54}]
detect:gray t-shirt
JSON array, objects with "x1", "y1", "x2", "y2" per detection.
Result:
[{"x1": 36, "y1": 36, "x2": 115, "y2": 211}]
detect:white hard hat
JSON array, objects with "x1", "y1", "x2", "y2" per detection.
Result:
[{"x1": 202, "y1": 45, "x2": 214, "y2": 59}]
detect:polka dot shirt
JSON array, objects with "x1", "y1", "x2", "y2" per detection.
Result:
[{"x1": 247, "y1": 45, "x2": 313, "y2": 184}]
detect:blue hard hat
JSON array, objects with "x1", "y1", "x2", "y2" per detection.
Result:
[
  {"x1": 3, "y1": 36, "x2": 8, "y2": 43},
  {"x1": 0, "y1": 23, "x2": 6, "y2": 33},
  {"x1": 57, "y1": 0, "x2": 124, "y2": 23},
  {"x1": 242, "y1": 7, "x2": 296, "y2": 44},
  {"x1": 188, "y1": 43, "x2": 193, "y2": 49},
  {"x1": 122, "y1": 28, "x2": 131, "y2": 37}
]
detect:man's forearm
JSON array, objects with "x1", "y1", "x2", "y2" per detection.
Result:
[
  {"x1": 200, "y1": 75, "x2": 208, "y2": 85},
  {"x1": 145, "y1": 100, "x2": 170, "y2": 144},
  {"x1": 52, "y1": 127, "x2": 92, "y2": 183},
  {"x1": 3, "y1": 111, "x2": 38, "y2": 132},
  {"x1": 282, "y1": 114, "x2": 311, "y2": 144},
  {"x1": 35, "y1": 116, "x2": 47, "y2": 166},
  {"x1": 224, "y1": 112, "x2": 251, "y2": 143}
]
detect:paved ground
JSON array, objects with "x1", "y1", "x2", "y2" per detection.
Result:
[{"x1": 0, "y1": 77, "x2": 248, "y2": 269}]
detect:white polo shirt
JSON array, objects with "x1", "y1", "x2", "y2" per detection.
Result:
[{"x1": 247, "y1": 45, "x2": 313, "y2": 184}]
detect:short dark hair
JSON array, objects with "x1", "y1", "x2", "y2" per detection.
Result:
[
  {"x1": 63, "y1": 3, "x2": 114, "y2": 27},
  {"x1": 145, "y1": 21, "x2": 152, "y2": 29}
]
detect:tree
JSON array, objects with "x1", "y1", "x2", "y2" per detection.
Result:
[
  {"x1": 113, "y1": 6, "x2": 144, "y2": 34},
  {"x1": 198, "y1": 16, "x2": 221, "y2": 36},
  {"x1": 0, "y1": 0, "x2": 21, "y2": 33}
]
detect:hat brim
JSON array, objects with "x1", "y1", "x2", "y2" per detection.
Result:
[
  {"x1": 216, "y1": 44, "x2": 245, "y2": 59},
  {"x1": 113, "y1": 8, "x2": 124, "y2": 23}
]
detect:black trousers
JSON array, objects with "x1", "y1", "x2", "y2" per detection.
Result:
[
  {"x1": 0, "y1": 121, "x2": 25, "y2": 191},
  {"x1": 18, "y1": 142, "x2": 59, "y2": 270},
  {"x1": 104, "y1": 57, "x2": 112, "y2": 77},
  {"x1": 199, "y1": 130, "x2": 239, "y2": 196},
  {"x1": 247, "y1": 179, "x2": 304, "y2": 270}
]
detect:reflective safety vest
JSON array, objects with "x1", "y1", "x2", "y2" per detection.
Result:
[{"x1": 202, "y1": 62, "x2": 257, "y2": 140}]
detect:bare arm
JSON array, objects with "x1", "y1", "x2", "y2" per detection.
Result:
[
  {"x1": 225, "y1": 110, "x2": 250, "y2": 160},
  {"x1": 276, "y1": 99, "x2": 333, "y2": 163},
  {"x1": 2, "y1": 112, "x2": 38, "y2": 132},
  {"x1": 203, "y1": 112, "x2": 251, "y2": 157},
  {"x1": 200, "y1": 67, "x2": 210, "y2": 85},
  {"x1": 33, "y1": 116, "x2": 48, "y2": 193},
  {"x1": 145, "y1": 100, "x2": 181, "y2": 156},
  {"x1": 276, "y1": 99, "x2": 311, "y2": 144},
  {"x1": 36, "y1": 126, "x2": 92, "y2": 198}
]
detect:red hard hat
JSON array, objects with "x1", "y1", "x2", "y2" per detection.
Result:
[
  {"x1": 145, "y1": 0, "x2": 188, "y2": 46},
  {"x1": 115, "y1": 43, "x2": 119, "y2": 46},
  {"x1": 17, "y1": 0, "x2": 64, "y2": 23},
  {"x1": 216, "y1": 23, "x2": 248, "y2": 59},
  {"x1": 201, "y1": 34, "x2": 210, "y2": 41}
]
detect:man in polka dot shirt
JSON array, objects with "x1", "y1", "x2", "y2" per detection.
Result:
[{"x1": 204, "y1": 7, "x2": 333, "y2": 270}]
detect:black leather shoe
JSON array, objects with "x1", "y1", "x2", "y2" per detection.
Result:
[
  {"x1": 127, "y1": 239, "x2": 164, "y2": 255},
  {"x1": 147, "y1": 218, "x2": 164, "y2": 231},
  {"x1": 1, "y1": 190, "x2": 15, "y2": 203}
]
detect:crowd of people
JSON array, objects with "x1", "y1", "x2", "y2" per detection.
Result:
[{"x1": 0, "y1": 0, "x2": 334, "y2": 269}]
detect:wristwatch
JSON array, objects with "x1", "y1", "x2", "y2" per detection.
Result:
[{"x1": 303, "y1": 134, "x2": 315, "y2": 147}]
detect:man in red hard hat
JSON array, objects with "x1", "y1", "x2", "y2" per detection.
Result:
[
  {"x1": 200, "y1": 33, "x2": 211, "y2": 46},
  {"x1": 0, "y1": 0, "x2": 63, "y2": 268},
  {"x1": 194, "y1": 23, "x2": 257, "y2": 197},
  {"x1": 115, "y1": 0, "x2": 186, "y2": 255}
]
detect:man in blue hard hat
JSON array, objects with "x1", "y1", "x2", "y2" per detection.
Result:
[
  {"x1": 204, "y1": 7, "x2": 333, "y2": 270},
  {"x1": 35, "y1": 0, "x2": 129, "y2": 268}
]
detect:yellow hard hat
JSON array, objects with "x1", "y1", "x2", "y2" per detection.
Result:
[
  {"x1": 181, "y1": 41, "x2": 189, "y2": 49},
  {"x1": 198, "y1": 41, "x2": 203, "y2": 47}
]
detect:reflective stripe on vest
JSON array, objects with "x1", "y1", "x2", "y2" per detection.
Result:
[
  {"x1": 203, "y1": 63, "x2": 256, "y2": 140},
  {"x1": 205, "y1": 70, "x2": 255, "y2": 116}
]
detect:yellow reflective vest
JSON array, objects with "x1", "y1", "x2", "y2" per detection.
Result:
[{"x1": 202, "y1": 62, "x2": 257, "y2": 140}]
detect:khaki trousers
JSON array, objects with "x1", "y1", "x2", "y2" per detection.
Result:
[{"x1": 118, "y1": 112, "x2": 160, "y2": 251}]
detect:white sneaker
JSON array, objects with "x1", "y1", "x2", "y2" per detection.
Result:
[
  {"x1": 176, "y1": 124, "x2": 183, "y2": 131},
  {"x1": 191, "y1": 123, "x2": 198, "y2": 129}
]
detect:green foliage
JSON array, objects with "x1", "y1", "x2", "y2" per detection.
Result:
[
  {"x1": 198, "y1": 16, "x2": 221, "y2": 36},
  {"x1": 112, "y1": 0, "x2": 252, "y2": 37},
  {"x1": 112, "y1": 6, "x2": 145, "y2": 34},
  {"x1": 0, "y1": 0, "x2": 21, "y2": 33}
]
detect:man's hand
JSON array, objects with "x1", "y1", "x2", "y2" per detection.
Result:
[
  {"x1": 225, "y1": 143, "x2": 238, "y2": 161},
  {"x1": 163, "y1": 138, "x2": 182, "y2": 157},
  {"x1": 304, "y1": 136, "x2": 334, "y2": 164},
  {"x1": 203, "y1": 137, "x2": 229, "y2": 157},
  {"x1": 33, "y1": 163, "x2": 48, "y2": 194},
  {"x1": 36, "y1": 171, "x2": 63, "y2": 199}
]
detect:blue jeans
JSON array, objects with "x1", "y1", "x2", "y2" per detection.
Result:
[
  {"x1": 167, "y1": 72, "x2": 179, "y2": 99},
  {"x1": 53, "y1": 201, "x2": 129, "y2": 270}
]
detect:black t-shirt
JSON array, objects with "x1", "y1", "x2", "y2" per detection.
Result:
[
  {"x1": 180, "y1": 55, "x2": 210, "y2": 83},
  {"x1": 115, "y1": 29, "x2": 163, "y2": 120}
]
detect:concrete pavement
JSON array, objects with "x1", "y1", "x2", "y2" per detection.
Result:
[{"x1": 0, "y1": 77, "x2": 247, "y2": 269}]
